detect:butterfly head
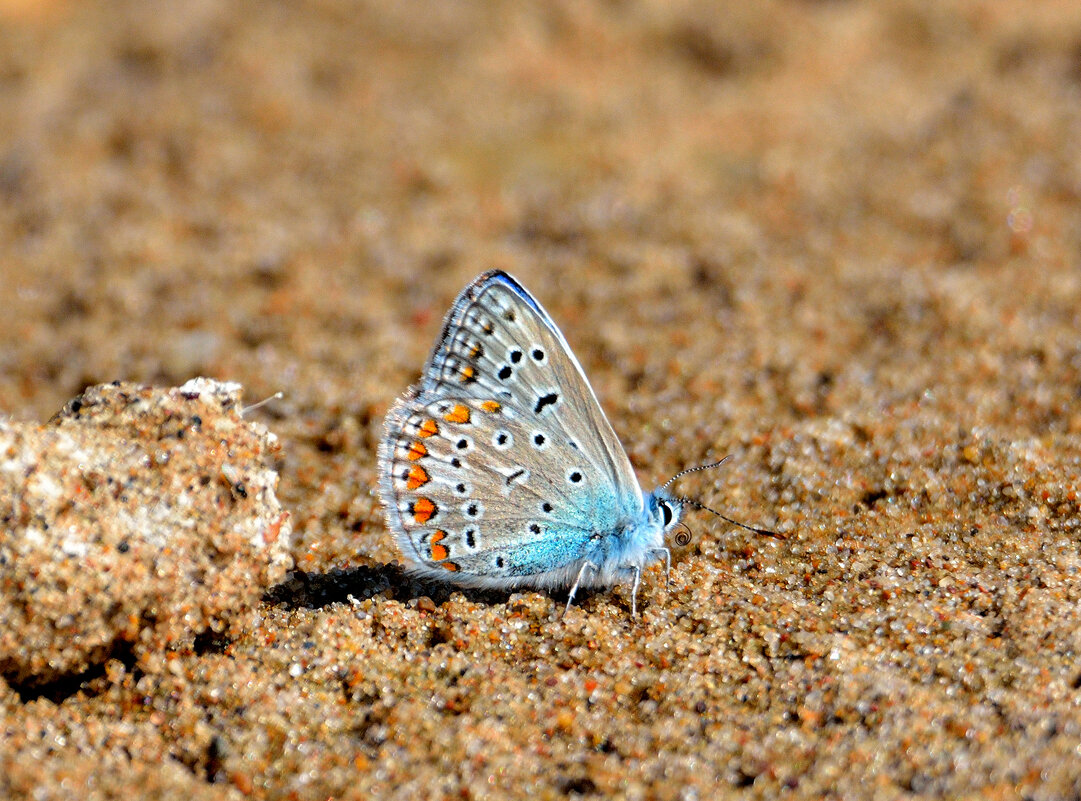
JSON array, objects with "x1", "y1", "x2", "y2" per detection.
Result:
[{"x1": 645, "y1": 490, "x2": 684, "y2": 541}]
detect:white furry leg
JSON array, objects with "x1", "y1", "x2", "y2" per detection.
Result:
[
  {"x1": 564, "y1": 560, "x2": 598, "y2": 617},
  {"x1": 626, "y1": 550, "x2": 669, "y2": 616},
  {"x1": 628, "y1": 564, "x2": 642, "y2": 617},
  {"x1": 648, "y1": 547, "x2": 672, "y2": 588}
]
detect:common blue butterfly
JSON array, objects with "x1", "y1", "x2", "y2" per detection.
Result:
[{"x1": 377, "y1": 271, "x2": 771, "y2": 615}]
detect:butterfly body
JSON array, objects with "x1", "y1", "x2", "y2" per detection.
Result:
[{"x1": 377, "y1": 271, "x2": 683, "y2": 613}]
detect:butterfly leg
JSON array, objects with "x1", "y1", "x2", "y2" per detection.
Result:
[
  {"x1": 628, "y1": 564, "x2": 642, "y2": 617},
  {"x1": 648, "y1": 547, "x2": 672, "y2": 588},
  {"x1": 564, "y1": 560, "x2": 598, "y2": 617}
]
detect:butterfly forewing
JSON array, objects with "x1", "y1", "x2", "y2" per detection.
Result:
[
  {"x1": 427, "y1": 274, "x2": 638, "y2": 499},
  {"x1": 378, "y1": 271, "x2": 646, "y2": 587}
]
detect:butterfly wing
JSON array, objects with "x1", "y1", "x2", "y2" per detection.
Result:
[{"x1": 377, "y1": 270, "x2": 645, "y2": 589}]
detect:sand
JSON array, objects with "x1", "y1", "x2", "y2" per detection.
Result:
[{"x1": 1, "y1": 1, "x2": 1080, "y2": 798}]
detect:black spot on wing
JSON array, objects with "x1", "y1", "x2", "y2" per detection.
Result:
[{"x1": 534, "y1": 392, "x2": 558, "y2": 413}]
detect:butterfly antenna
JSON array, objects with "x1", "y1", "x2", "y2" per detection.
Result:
[
  {"x1": 675, "y1": 496, "x2": 784, "y2": 539},
  {"x1": 660, "y1": 456, "x2": 732, "y2": 490},
  {"x1": 663, "y1": 456, "x2": 782, "y2": 539},
  {"x1": 242, "y1": 392, "x2": 284, "y2": 416}
]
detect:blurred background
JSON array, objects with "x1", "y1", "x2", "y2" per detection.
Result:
[
  {"x1": 8, "y1": 0, "x2": 1081, "y2": 570},
  {"x1": 2, "y1": 0, "x2": 1080, "y2": 559},
  {"x1": 3, "y1": 1, "x2": 1077, "y2": 405}
]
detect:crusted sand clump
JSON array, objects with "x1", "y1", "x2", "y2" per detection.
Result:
[{"x1": 0, "y1": 379, "x2": 291, "y2": 688}]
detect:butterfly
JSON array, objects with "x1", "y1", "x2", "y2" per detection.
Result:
[{"x1": 377, "y1": 270, "x2": 773, "y2": 615}]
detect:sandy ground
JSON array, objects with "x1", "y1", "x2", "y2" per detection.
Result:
[{"x1": 2, "y1": 1, "x2": 1081, "y2": 798}]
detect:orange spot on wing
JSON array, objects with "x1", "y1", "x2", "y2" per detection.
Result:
[
  {"x1": 460, "y1": 365, "x2": 476, "y2": 383},
  {"x1": 431, "y1": 543, "x2": 449, "y2": 561},
  {"x1": 417, "y1": 419, "x2": 439, "y2": 438},
  {"x1": 481, "y1": 401, "x2": 501, "y2": 413},
  {"x1": 412, "y1": 497, "x2": 437, "y2": 524},
  {"x1": 444, "y1": 404, "x2": 470, "y2": 424},
  {"x1": 441, "y1": 561, "x2": 460, "y2": 572},
  {"x1": 406, "y1": 441, "x2": 428, "y2": 460},
  {"x1": 429, "y1": 530, "x2": 448, "y2": 561},
  {"x1": 406, "y1": 465, "x2": 429, "y2": 490}
]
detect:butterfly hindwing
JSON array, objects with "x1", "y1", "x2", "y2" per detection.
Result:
[{"x1": 382, "y1": 391, "x2": 633, "y2": 585}]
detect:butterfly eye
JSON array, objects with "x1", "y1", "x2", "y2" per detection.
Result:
[{"x1": 660, "y1": 501, "x2": 673, "y2": 527}]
